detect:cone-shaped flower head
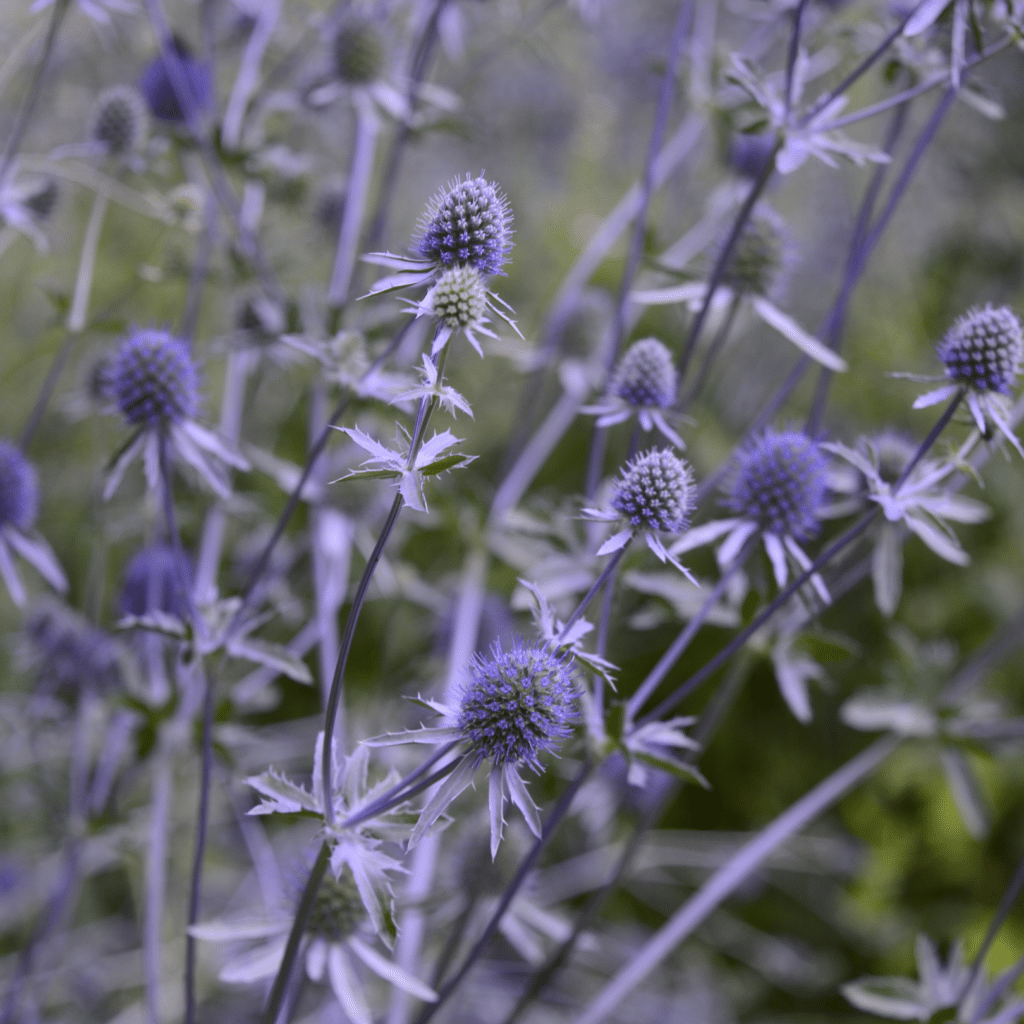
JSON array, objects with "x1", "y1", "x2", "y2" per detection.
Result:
[
  {"x1": 333, "y1": 17, "x2": 385, "y2": 85},
  {"x1": 430, "y1": 265, "x2": 488, "y2": 330},
  {"x1": 611, "y1": 448, "x2": 694, "y2": 534},
  {"x1": 611, "y1": 337, "x2": 677, "y2": 409},
  {"x1": 110, "y1": 330, "x2": 199, "y2": 427},
  {"x1": 728, "y1": 131, "x2": 776, "y2": 179},
  {"x1": 0, "y1": 441, "x2": 38, "y2": 531},
  {"x1": 936, "y1": 305, "x2": 1023, "y2": 395},
  {"x1": 91, "y1": 85, "x2": 148, "y2": 155},
  {"x1": 417, "y1": 175, "x2": 513, "y2": 276},
  {"x1": 119, "y1": 544, "x2": 192, "y2": 618},
  {"x1": 140, "y1": 37, "x2": 213, "y2": 122},
  {"x1": 305, "y1": 870, "x2": 366, "y2": 942},
  {"x1": 720, "y1": 208, "x2": 787, "y2": 297},
  {"x1": 727, "y1": 429, "x2": 826, "y2": 541},
  {"x1": 458, "y1": 637, "x2": 576, "y2": 770}
]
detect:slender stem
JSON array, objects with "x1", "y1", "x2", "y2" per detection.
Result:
[
  {"x1": 574, "y1": 736, "x2": 901, "y2": 1024},
  {"x1": 19, "y1": 331, "x2": 75, "y2": 452},
  {"x1": 676, "y1": 141, "x2": 780, "y2": 381},
  {"x1": 321, "y1": 492, "x2": 404, "y2": 821},
  {"x1": 679, "y1": 291, "x2": 741, "y2": 411},
  {"x1": 328, "y1": 93, "x2": 379, "y2": 310},
  {"x1": 782, "y1": 0, "x2": 809, "y2": 120},
  {"x1": 67, "y1": 192, "x2": 108, "y2": 333},
  {"x1": 893, "y1": 388, "x2": 963, "y2": 489},
  {"x1": 144, "y1": 745, "x2": 173, "y2": 1024},
  {"x1": 221, "y1": 0, "x2": 281, "y2": 151},
  {"x1": 412, "y1": 762, "x2": 594, "y2": 1024},
  {"x1": 626, "y1": 553, "x2": 748, "y2": 718},
  {"x1": 0, "y1": 0, "x2": 69, "y2": 189},
  {"x1": 263, "y1": 841, "x2": 331, "y2": 1024},
  {"x1": 559, "y1": 546, "x2": 627, "y2": 640}
]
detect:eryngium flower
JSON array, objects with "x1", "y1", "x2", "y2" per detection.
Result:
[
  {"x1": 417, "y1": 175, "x2": 513, "y2": 276},
  {"x1": 612, "y1": 337, "x2": 677, "y2": 409},
  {"x1": 140, "y1": 38, "x2": 213, "y2": 122},
  {"x1": 727, "y1": 430, "x2": 826, "y2": 542},
  {"x1": 306, "y1": 870, "x2": 366, "y2": 942},
  {"x1": 611, "y1": 448, "x2": 694, "y2": 534},
  {"x1": 458, "y1": 637, "x2": 576, "y2": 770},
  {"x1": 110, "y1": 329, "x2": 199, "y2": 426},
  {"x1": 0, "y1": 441, "x2": 38, "y2": 531},
  {"x1": 720, "y1": 208, "x2": 787, "y2": 297},
  {"x1": 119, "y1": 544, "x2": 192, "y2": 618},
  {"x1": 936, "y1": 305, "x2": 1023, "y2": 395},
  {"x1": 91, "y1": 85, "x2": 148, "y2": 155},
  {"x1": 430, "y1": 265, "x2": 488, "y2": 330},
  {"x1": 333, "y1": 18, "x2": 385, "y2": 85}
]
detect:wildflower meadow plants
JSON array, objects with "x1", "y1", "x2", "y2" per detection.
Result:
[{"x1": 5, "y1": 2, "x2": 1024, "y2": 1024}]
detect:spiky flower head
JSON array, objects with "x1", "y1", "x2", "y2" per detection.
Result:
[
  {"x1": 610, "y1": 337, "x2": 677, "y2": 409},
  {"x1": 719, "y1": 208, "x2": 787, "y2": 297},
  {"x1": 24, "y1": 600, "x2": 122, "y2": 699},
  {"x1": 936, "y1": 305, "x2": 1023, "y2": 395},
  {"x1": 110, "y1": 329, "x2": 199, "y2": 426},
  {"x1": 727, "y1": 429, "x2": 826, "y2": 541},
  {"x1": 332, "y1": 17, "x2": 385, "y2": 85},
  {"x1": 0, "y1": 441, "x2": 38, "y2": 532},
  {"x1": 417, "y1": 175, "x2": 513, "y2": 276},
  {"x1": 610, "y1": 448, "x2": 694, "y2": 534},
  {"x1": 430, "y1": 265, "x2": 488, "y2": 329},
  {"x1": 305, "y1": 870, "x2": 366, "y2": 942},
  {"x1": 140, "y1": 37, "x2": 213, "y2": 122},
  {"x1": 458, "y1": 636, "x2": 576, "y2": 770},
  {"x1": 91, "y1": 85, "x2": 149, "y2": 155},
  {"x1": 728, "y1": 131, "x2": 776, "y2": 179},
  {"x1": 119, "y1": 544, "x2": 192, "y2": 618}
]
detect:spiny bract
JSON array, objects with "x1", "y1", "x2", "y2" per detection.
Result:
[
  {"x1": 610, "y1": 448, "x2": 694, "y2": 534},
  {"x1": 110, "y1": 329, "x2": 199, "y2": 426},
  {"x1": 0, "y1": 441, "x2": 38, "y2": 531},
  {"x1": 458, "y1": 637, "x2": 576, "y2": 770},
  {"x1": 728, "y1": 429, "x2": 826, "y2": 541},
  {"x1": 417, "y1": 175, "x2": 513, "y2": 276},
  {"x1": 91, "y1": 85, "x2": 148, "y2": 155},
  {"x1": 611, "y1": 337, "x2": 677, "y2": 409},
  {"x1": 936, "y1": 305, "x2": 1024, "y2": 395},
  {"x1": 430, "y1": 266, "x2": 488, "y2": 329}
]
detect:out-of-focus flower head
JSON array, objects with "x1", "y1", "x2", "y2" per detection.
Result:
[
  {"x1": 119, "y1": 544, "x2": 193, "y2": 619},
  {"x1": 140, "y1": 37, "x2": 214, "y2": 123},
  {"x1": 91, "y1": 85, "x2": 149, "y2": 157}
]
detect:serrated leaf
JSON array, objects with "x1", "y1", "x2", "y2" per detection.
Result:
[
  {"x1": 228, "y1": 637, "x2": 313, "y2": 683},
  {"x1": 419, "y1": 453, "x2": 473, "y2": 476}
]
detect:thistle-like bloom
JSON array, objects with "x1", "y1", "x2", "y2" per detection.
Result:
[
  {"x1": 195, "y1": 740, "x2": 436, "y2": 1023},
  {"x1": 912, "y1": 305, "x2": 1024, "y2": 457},
  {"x1": 104, "y1": 329, "x2": 249, "y2": 500},
  {"x1": 369, "y1": 636, "x2": 577, "y2": 857},
  {"x1": 583, "y1": 338, "x2": 685, "y2": 448},
  {"x1": 407, "y1": 264, "x2": 520, "y2": 357},
  {"x1": 825, "y1": 434, "x2": 989, "y2": 615},
  {"x1": 119, "y1": 544, "x2": 193, "y2": 618},
  {"x1": 632, "y1": 205, "x2": 847, "y2": 372},
  {"x1": 140, "y1": 37, "x2": 214, "y2": 123},
  {"x1": 91, "y1": 85, "x2": 149, "y2": 158},
  {"x1": 0, "y1": 441, "x2": 67, "y2": 607},
  {"x1": 672, "y1": 429, "x2": 830, "y2": 602},
  {"x1": 416, "y1": 175, "x2": 513, "y2": 275},
  {"x1": 333, "y1": 17, "x2": 386, "y2": 85},
  {"x1": 584, "y1": 449, "x2": 697, "y2": 581},
  {"x1": 364, "y1": 174, "x2": 515, "y2": 309},
  {"x1": 843, "y1": 933, "x2": 1024, "y2": 1024}
]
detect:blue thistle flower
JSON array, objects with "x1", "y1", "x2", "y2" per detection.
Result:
[
  {"x1": 719, "y1": 208, "x2": 788, "y2": 297},
  {"x1": 140, "y1": 38, "x2": 213, "y2": 123},
  {"x1": 0, "y1": 441, "x2": 38, "y2": 532},
  {"x1": 110, "y1": 329, "x2": 199, "y2": 427},
  {"x1": 727, "y1": 430, "x2": 826, "y2": 543},
  {"x1": 612, "y1": 338, "x2": 677, "y2": 410},
  {"x1": 119, "y1": 544, "x2": 192, "y2": 618},
  {"x1": 416, "y1": 175, "x2": 513, "y2": 276},
  {"x1": 458, "y1": 637, "x2": 576, "y2": 771},
  {"x1": 305, "y1": 869, "x2": 367, "y2": 942},
  {"x1": 936, "y1": 305, "x2": 1023, "y2": 396},
  {"x1": 611, "y1": 448, "x2": 693, "y2": 535},
  {"x1": 91, "y1": 85, "x2": 148, "y2": 156}
]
